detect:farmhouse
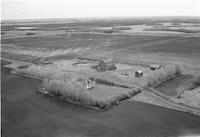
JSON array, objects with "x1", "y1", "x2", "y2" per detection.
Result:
[
  {"x1": 76, "y1": 78, "x2": 95, "y2": 90},
  {"x1": 96, "y1": 58, "x2": 116, "y2": 71},
  {"x1": 150, "y1": 64, "x2": 161, "y2": 71},
  {"x1": 135, "y1": 70, "x2": 143, "y2": 77}
]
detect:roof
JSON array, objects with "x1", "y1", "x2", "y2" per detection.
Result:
[
  {"x1": 136, "y1": 70, "x2": 143, "y2": 73},
  {"x1": 150, "y1": 64, "x2": 161, "y2": 68}
]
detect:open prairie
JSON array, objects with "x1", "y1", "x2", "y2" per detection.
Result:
[
  {"x1": 2, "y1": 33, "x2": 200, "y2": 67},
  {"x1": 1, "y1": 18, "x2": 200, "y2": 137}
]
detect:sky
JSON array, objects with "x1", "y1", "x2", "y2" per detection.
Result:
[{"x1": 1, "y1": 0, "x2": 200, "y2": 20}]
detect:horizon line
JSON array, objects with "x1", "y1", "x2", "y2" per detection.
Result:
[{"x1": 2, "y1": 15, "x2": 200, "y2": 22}]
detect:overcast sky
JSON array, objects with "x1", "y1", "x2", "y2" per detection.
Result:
[{"x1": 1, "y1": 0, "x2": 200, "y2": 20}]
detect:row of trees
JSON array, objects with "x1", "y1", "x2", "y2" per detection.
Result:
[
  {"x1": 144, "y1": 64, "x2": 182, "y2": 87},
  {"x1": 40, "y1": 79, "x2": 141, "y2": 110}
]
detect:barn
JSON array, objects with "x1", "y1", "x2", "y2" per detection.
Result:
[
  {"x1": 135, "y1": 70, "x2": 143, "y2": 77},
  {"x1": 97, "y1": 58, "x2": 116, "y2": 71},
  {"x1": 150, "y1": 64, "x2": 161, "y2": 71}
]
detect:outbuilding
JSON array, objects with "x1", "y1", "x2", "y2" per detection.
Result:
[
  {"x1": 96, "y1": 58, "x2": 116, "y2": 71},
  {"x1": 150, "y1": 64, "x2": 161, "y2": 71},
  {"x1": 135, "y1": 70, "x2": 143, "y2": 77}
]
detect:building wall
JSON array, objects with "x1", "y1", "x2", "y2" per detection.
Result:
[{"x1": 98, "y1": 60, "x2": 116, "y2": 71}]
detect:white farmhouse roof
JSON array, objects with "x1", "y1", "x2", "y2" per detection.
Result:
[{"x1": 136, "y1": 70, "x2": 143, "y2": 73}]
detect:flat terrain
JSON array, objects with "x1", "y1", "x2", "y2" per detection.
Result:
[
  {"x1": 2, "y1": 64, "x2": 200, "y2": 137},
  {"x1": 179, "y1": 87, "x2": 200, "y2": 108},
  {"x1": 2, "y1": 34, "x2": 200, "y2": 56},
  {"x1": 89, "y1": 84, "x2": 132, "y2": 100},
  {"x1": 2, "y1": 33, "x2": 200, "y2": 68},
  {"x1": 155, "y1": 75, "x2": 193, "y2": 97},
  {"x1": 2, "y1": 18, "x2": 200, "y2": 137}
]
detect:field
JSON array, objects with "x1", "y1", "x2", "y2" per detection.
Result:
[
  {"x1": 1, "y1": 18, "x2": 200, "y2": 137},
  {"x1": 89, "y1": 85, "x2": 132, "y2": 100},
  {"x1": 2, "y1": 64, "x2": 200, "y2": 137},
  {"x1": 155, "y1": 74, "x2": 193, "y2": 97},
  {"x1": 178, "y1": 87, "x2": 200, "y2": 108},
  {"x1": 2, "y1": 33, "x2": 200, "y2": 69}
]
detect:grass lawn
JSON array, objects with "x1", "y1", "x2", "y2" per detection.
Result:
[{"x1": 89, "y1": 84, "x2": 133, "y2": 101}]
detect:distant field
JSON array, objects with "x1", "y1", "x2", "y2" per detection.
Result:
[
  {"x1": 0, "y1": 19, "x2": 167, "y2": 30},
  {"x1": 2, "y1": 34, "x2": 200, "y2": 57},
  {"x1": 2, "y1": 19, "x2": 200, "y2": 63},
  {"x1": 1, "y1": 33, "x2": 112, "y2": 49}
]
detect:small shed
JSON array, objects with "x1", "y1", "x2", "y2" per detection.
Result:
[
  {"x1": 150, "y1": 64, "x2": 161, "y2": 71},
  {"x1": 76, "y1": 78, "x2": 95, "y2": 90},
  {"x1": 135, "y1": 70, "x2": 143, "y2": 77}
]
